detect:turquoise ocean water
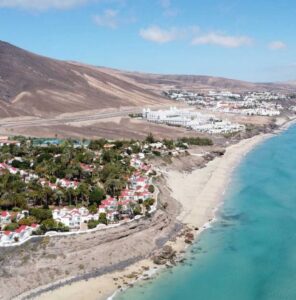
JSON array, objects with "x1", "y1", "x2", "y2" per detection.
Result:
[{"x1": 116, "y1": 125, "x2": 296, "y2": 300}]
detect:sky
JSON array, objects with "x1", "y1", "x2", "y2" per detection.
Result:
[{"x1": 0, "y1": 0, "x2": 295, "y2": 82}]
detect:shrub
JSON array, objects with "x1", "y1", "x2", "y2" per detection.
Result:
[
  {"x1": 162, "y1": 139, "x2": 174, "y2": 150},
  {"x1": 18, "y1": 216, "x2": 37, "y2": 226},
  {"x1": 4, "y1": 223, "x2": 19, "y2": 231},
  {"x1": 178, "y1": 137, "x2": 213, "y2": 146},
  {"x1": 145, "y1": 133, "x2": 155, "y2": 144},
  {"x1": 99, "y1": 213, "x2": 108, "y2": 225},
  {"x1": 40, "y1": 219, "x2": 69, "y2": 233},
  {"x1": 148, "y1": 185, "x2": 155, "y2": 193},
  {"x1": 89, "y1": 187, "x2": 106, "y2": 205},
  {"x1": 144, "y1": 198, "x2": 155, "y2": 209},
  {"x1": 152, "y1": 150, "x2": 161, "y2": 156},
  {"x1": 11, "y1": 160, "x2": 30, "y2": 169},
  {"x1": 87, "y1": 219, "x2": 100, "y2": 229},
  {"x1": 133, "y1": 205, "x2": 142, "y2": 216},
  {"x1": 88, "y1": 204, "x2": 98, "y2": 214},
  {"x1": 29, "y1": 208, "x2": 52, "y2": 222}
]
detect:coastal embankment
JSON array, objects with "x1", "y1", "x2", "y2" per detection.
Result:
[{"x1": 1, "y1": 176, "x2": 181, "y2": 300}]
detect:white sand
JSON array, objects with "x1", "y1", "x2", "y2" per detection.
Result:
[{"x1": 166, "y1": 134, "x2": 272, "y2": 228}]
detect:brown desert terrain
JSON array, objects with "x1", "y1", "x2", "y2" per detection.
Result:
[{"x1": 0, "y1": 40, "x2": 295, "y2": 139}]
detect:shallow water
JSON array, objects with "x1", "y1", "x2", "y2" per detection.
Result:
[{"x1": 116, "y1": 125, "x2": 296, "y2": 300}]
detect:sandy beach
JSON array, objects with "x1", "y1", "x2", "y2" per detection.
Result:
[
  {"x1": 166, "y1": 133, "x2": 273, "y2": 228},
  {"x1": 26, "y1": 130, "x2": 275, "y2": 300}
]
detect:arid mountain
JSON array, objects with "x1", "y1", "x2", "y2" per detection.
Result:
[
  {"x1": 0, "y1": 41, "x2": 168, "y2": 117},
  {"x1": 0, "y1": 40, "x2": 295, "y2": 118},
  {"x1": 112, "y1": 71, "x2": 296, "y2": 95}
]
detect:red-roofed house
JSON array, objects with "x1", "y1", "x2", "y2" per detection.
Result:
[
  {"x1": 56, "y1": 179, "x2": 79, "y2": 189},
  {"x1": 0, "y1": 230, "x2": 14, "y2": 243},
  {"x1": 0, "y1": 211, "x2": 11, "y2": 226},
  {"x1": 13, "y1": 225, "x2": 34, "y2": 241},
  {"x1": 80, "y1": 163, "x2": 94, "y2": 173}
]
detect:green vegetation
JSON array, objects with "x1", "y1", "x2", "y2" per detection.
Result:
[
  {"x1": 128, "y1": 113, "x2": 143, "y2": 118},
  {"x1": 98, "y1": 213, "x2": 108, "y2": 225},
  {"x1": 146, "y1": 133, "x2": 155, "y2": 144},
  {"x1": 0, "y1": 138, "x2": 137, "y2": 210},
  {"x1": 89, "y1": 187, "x2": 105, "y2": 205},
  {"x1": 0, "y1": 173, "x2": 27, "y2": 209},
  {"x1": 87, "y1": 213, "x2": 108, "y2": 229},
  {"x1": 162, "y1": 139, "x2": 175, "y2": 150},
  {"x1": 4, "y1": 223, "x2": 19, "y2": 231},
  {"x1": 148, "y1": 185, "x2": 155, "y2": 193},
  {"x1": 18, "y1": 216, "x2": 37, "y2": 226},
  {"x1": 29, "y1": 208, "x2": 52, "y2": 222},
  {"x1": 40, "y1": 219, "x2": 69, "y2": 233},
  {"x1": 177, "y1": 137, "x2": 213, "y2": 146},
  {"x1": 87, "y1": 219, "x2": 99, "y2": 229},
  {"x1": 132, "y1": 204, "x2": 142, "y2": 215},
  {"x1": 144, "y1": 198, "x2": 155, "y2": 210},
  {"x1": 88, "y1": 204, "x2": 98, "y2": 214},
  {"x1": 0, "y1": 134, "x2": 211, "y2": 233}
]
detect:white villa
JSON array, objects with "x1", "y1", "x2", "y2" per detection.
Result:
[
  {"x1": 0, "y1": 224, "x2": 39, "y2": 246},
  {"x1": 53, "y1": 207, "x2": 99, "y2": 229}
]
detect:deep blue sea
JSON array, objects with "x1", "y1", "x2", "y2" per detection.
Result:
[{"x1": 116, "y1": 125, "x2": 296, "y2": 300}]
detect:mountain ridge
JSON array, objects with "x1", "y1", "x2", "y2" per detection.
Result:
[{"x1": 0, "y1": 40, "x2": 295, "y2": 118}]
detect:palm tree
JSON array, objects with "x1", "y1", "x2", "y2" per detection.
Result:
[
  {"x1": 77, "y1": 183, "x2": 90, "y2": 206},
  {"x1": 56, "y1": 190, "x2": 65, "y2": 206},
  {"x1": 42, "y1": 185, "x2": 54, "y2": 208}
]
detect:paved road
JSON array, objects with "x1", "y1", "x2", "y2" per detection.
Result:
[
  {"x1": 0, "y1": 103, "x2": 188, "y2": 131},
  {"x1": 0, "y1": 107, "x2": 146, "y2": 129}
]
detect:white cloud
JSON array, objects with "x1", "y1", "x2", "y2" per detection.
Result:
[
  {"x1": 139, "y1": 26, "x2": 180, "y2": 43},
  {"x1": 0, "y1": 0, "x2": 91, "y2": 10},
  {"x1": 268, "y1": 41, "x2": 287, "y2": 50},
  {"x1": 93, "y1": 9, "x2": 119, "y2": 29},
  {"x1": 192, "y1": 32, "x2": 253, "y2": 48},
  {"x1": 93, "y1": 8, "x2": 136, "y2": 29},
  {"x1": 139, "y1": 25, "x2": 199, "y2": 44}
]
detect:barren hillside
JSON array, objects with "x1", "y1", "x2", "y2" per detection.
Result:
[
  {"x1": 0, "y1": 40, "x2": 295, "y2": 119},
  {"x1": 0, "y1": 41, "x2": 168, "y2": 117},
  {"x1": 112, "y1": 70, "x2": 296, "y2": 94}
]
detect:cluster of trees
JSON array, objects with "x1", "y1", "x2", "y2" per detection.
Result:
[
  {"x1": 100, "y1": 161, "x2": 132, "y2": 197},
  {"x1": 143, "y1": 198, "x2": 155, "y2": 210},
  {"x1": 177, "y1": 137, "x2": 213, "y2": 146},
  {"x1": 0, "y1": 140, "x2": 133, "y2": 210},
  {"x1": 145, "y1": 133, "x2": 213, "y2": 149},
  {"x1": 0, "y1": 142, "x2": 93, "y2": 181},
  {"x1": 32, "y1": 145, "x2": 95, "y2": 181},
  {"x1": 0, "y1": 173, "x2": 27, "y2": 209},
  {"x1": 89, "y1": 138, "x2": 140, "y2": 152},
  {"x1": 87, "y1": 212, "x2": 108, "y2": 229},
  {"x1": 0, "y1": 134, "x2": 211, "y2": 223},
  {"x1": 0, "y1": 170, "x2": 107, "y2": 210},
  {"x1": 0, "y1": 137, "x2": 143, "y2": 223}
]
